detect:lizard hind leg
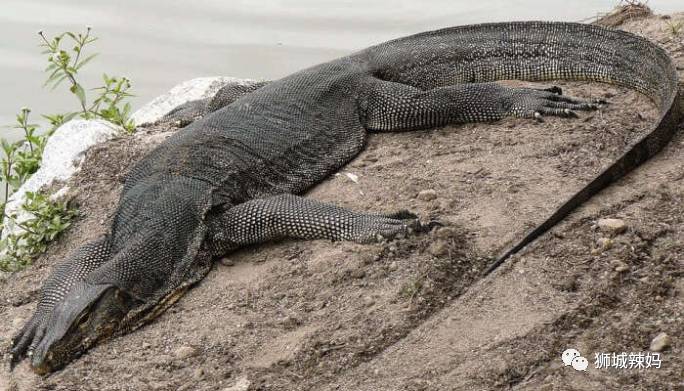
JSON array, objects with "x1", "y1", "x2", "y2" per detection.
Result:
[{"x1": 361, "y1": 78, "x2": 607, "y2": 132}]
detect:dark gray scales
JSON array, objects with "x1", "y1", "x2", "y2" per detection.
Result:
[{"x1": 10, "y1": 21, "x2": 681, "y2": 374}]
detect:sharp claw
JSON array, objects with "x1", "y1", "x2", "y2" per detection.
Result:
[
  {"x1": 547, "y1": 86, "x2": 563, "y2": 95},
  {"x1": 426, "y1": 220, "x2": 443, "y2": 230},
  {"x1": 387, "y1": 210, "x2": 418, "y2": 220},
  {"x1": 564, "y1": 108, "x2": 579, "y2": 118},
  {"x1": 10, "y1": 349, "x2": 23, "y2": 371},
  {"x1": 537, "y1": 86, "x2": 563, "y2": 95},
  {"x1": 414, "y1": 220, "x2": 442, "y2": 233}
]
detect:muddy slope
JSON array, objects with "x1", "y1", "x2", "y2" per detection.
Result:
[{"x1": 1, "y1": 10, "x2": 683, "y2": 391}]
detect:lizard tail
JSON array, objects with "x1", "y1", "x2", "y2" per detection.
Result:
[{"x1": 364, "y1": 21, "x2": 682, "y2": 273}]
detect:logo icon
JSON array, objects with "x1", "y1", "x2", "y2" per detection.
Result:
[
  {"x1": 571, "y1": 356, "x2": 588, "y2": 371},
  {"x1": 562, "y1": 348, "x2": 588, "y2": 371}
]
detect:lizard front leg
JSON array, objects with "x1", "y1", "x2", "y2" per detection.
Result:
[
  {"x1": 205, "y1": 194, "x2": 434, "y2": 254},
  {"x1": 10, "y1": 237, "x2": 113, "y2": 373}
]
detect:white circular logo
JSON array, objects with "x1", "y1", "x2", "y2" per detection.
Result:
[
  {"x1": 572, "y1": 356, "x2": 589, "y2": 371},
  {"x1": 562, "y1": 348, "x2": 581, "y2": 366}
]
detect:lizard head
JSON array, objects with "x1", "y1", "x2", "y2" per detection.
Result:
[{"x1": 29, "y1": 284, "x2": 139, "y2": 374}]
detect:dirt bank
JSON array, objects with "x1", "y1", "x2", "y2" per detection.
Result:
[{"x1": 1, "y1": 9, "x2": 683, "y2": 391}]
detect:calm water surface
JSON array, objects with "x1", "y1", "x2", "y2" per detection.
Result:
[{"x1": 0, "y1": 0, "x2": 681, "y2": 139}]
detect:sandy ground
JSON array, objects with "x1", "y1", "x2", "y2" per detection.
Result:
[{"x1": 1, "y1": 9, "x2": 683, "y2": 391}]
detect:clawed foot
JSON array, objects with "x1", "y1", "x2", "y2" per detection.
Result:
[
  {"x1": 508, "y1": 85, "x2": 607, "y2": 122},
  {"x1": 10, "y1": 282, "x2": 114, "y2": 374},
  {"x1": 8, "y1": 238, "x2": 117, "y2": 374},
  {"x1": 10, "y1": 312, "x2": 48, "y2": 370},
  {"x1": 353, "y1": 209, "x2": 440, "y2": 243}
]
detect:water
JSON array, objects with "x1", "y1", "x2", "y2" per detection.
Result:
[{"x1": 0, "y1": 0, "x2": 681, "y2": 140}]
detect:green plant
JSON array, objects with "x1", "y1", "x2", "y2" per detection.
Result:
[
  {"x1": 0, "y1": 27, "x2": 135, "y2": 272},
  {"x1": 39, "y1": 27, "x2": 135, "y2": 132},
  {"x1": 399, "y1": 278, "x2": 424, "y2": 301},
  {"x1": 1, "y1": 27, "x2": 136, "y2": 203},
  {"x1": 0, "y1": 108, "x2": 64, "y2": 205},
  {"x1": 664, "y1": 20, "x2": 683, "y2": 36},
  {"x1": 0, "y1": 191, "x2": 77, "y2": 272},
  {"x1": 14, "y1": 108, "x2": 48, "y2": 180}
]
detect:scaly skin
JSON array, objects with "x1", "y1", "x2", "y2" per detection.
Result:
[{"x1": 10, "y1": 21, "x2": 681, "y2": 373}]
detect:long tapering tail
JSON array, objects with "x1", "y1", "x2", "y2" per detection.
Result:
[{"x1": 361, "y1": 21, "x2": 682, "y2": 274}]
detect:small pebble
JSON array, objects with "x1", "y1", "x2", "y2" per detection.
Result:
[
  {"x1": 649, "y1": 332, "x2": 671, "y2": 352},
  {"x1": 279, "y1": 316, "x2": 300, "y2": 327},
  {"x1": 615, "y1": 266, "x2": 629, "y2": 273},
  {"x1": 428, "y1": 240, "x2": 449, "y2": 257},
  {"x1": 613, "y1": 260, "x2": 629, "y2": 273},
  {"x1": 552, "y1": 231, "x2": 565, "y2": 239},
  {"x1": 435, "y1": 227, "x2": 456, "y2": 239},
  {"x1": 345, "y1": 172, "x2": 359, "y2": 183},
  {"x1": 150, "y1": 382, "x2": 170, "y2": 390},
  {"x1": 364, "y1": 154, "x2": 378, "y2": 163},
  {"x1": 556, "y1": 275, "x2": 578, "y2": 292},
  {"x1": 388, "y1": 261, "x2": 398, "y2": 271},
  {"x1": 152, "y1": 354, "x2": 173, "y2": 367},
  {"x1": 597, "y1": 237, "x2": 613, "y2": 250},
  {"x1": 417, "y1": 189, "x2": 438, "y2": 201},
  {"x1": 223, "y1": 377, "x2": 251, "y2": 391},
  {"x1": 219, "y1": 258, "x2": 235, "y2": 266},
  {"x1": 174, "y1": 346, "x2": 199, "y2": 360},
  {"x1": 177, "y1": 383, "x2": 193, "y2": 391},
  {"x1": 597, "y1": 218, "x2": 627, "y2": 235}
]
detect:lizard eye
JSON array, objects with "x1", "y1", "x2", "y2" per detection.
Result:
[{"x1": 75, "y1": 311, "x2": 90, "y2": 328}]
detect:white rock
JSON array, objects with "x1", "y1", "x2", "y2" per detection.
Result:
[
  {"x1": 173, "y1": 345, "x2": 199, "y2": 360},
  {"x1": 345, "y1": 172, "x2": 359, "y2": 183},
  {"x1": 596, "y1": 237, "x2": 614, "y2": 250},
  {"x1": 131, "y1": 76, "x2": 259, "y2": 125},
  {"x1": 2, "y1": 119, "x2": 120, "y2": 240},
  {"x1": 597, "y1": 218, "x2": 627, "y2": 235},
  {"x1": 417, "y1": 189, "x2": 438, "y2": 201},
  {"x1": 649, "y1": 332, "x2": 671, "y2": 352}
]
